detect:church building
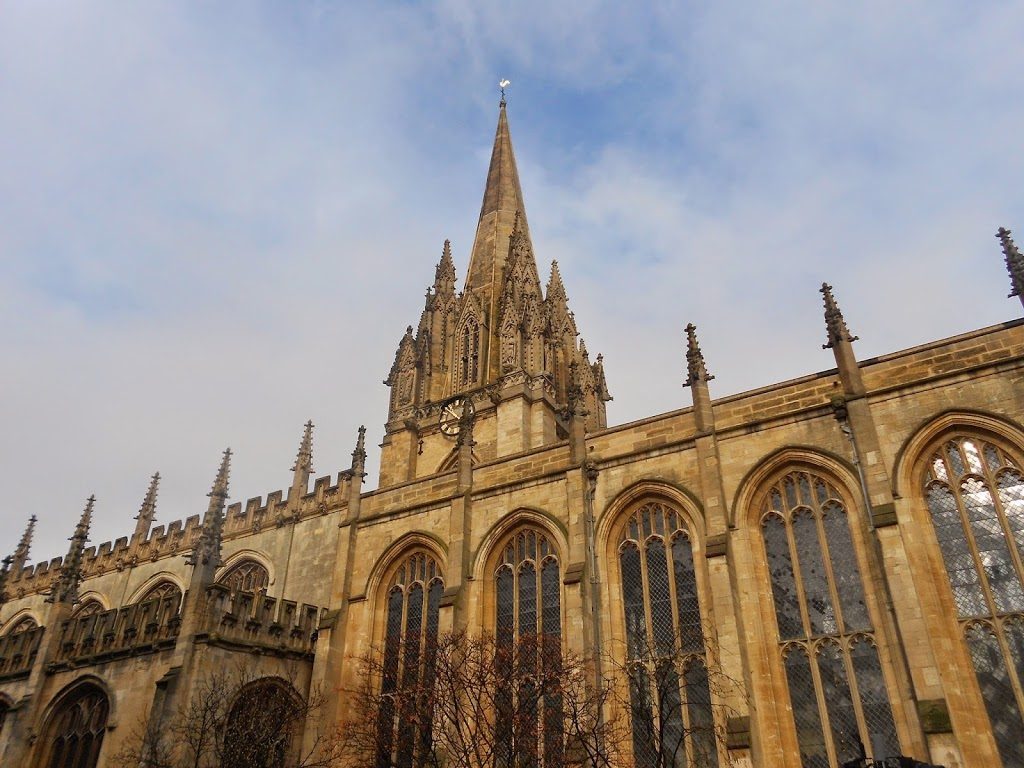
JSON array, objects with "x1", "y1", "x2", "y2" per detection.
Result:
[{"x1": 2, "y1": 99, "x2": 1024, "y2": 768}]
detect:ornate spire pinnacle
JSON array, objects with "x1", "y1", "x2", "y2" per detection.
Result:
[
  {"x1": 998, "y1": 227, "x2": 1024, "y2": 302},
  {"x1": 546, "y1": 260, "x2": 567, "y2": 303},
  {"x1": 821, "y1": 283, "x2": 859, "y2": 349},
  {"x1": 433, "y1": 239, "x2": 457, "y2": 296},
  {"x1": 0, "y1": 555, "x2": 12, "y2": 603},
  {"x1": 684, "y1": 323, "x2": 715, "y2": 387},
  {"x1": 133, "y1": 472, "x2": 160, "y2": 540},
  {"x1": 351, "y1": 425, "x2": 367, "y2": 477},
  {"x1": 12, "y1": 515, "x2": 35, "y2": 572},
  {"x1": 291, "y1": 421, "x2": 314, "y2": 497},
  {"x1": 50, "y1": 496, "x2": 93, "y2": 604},
  {"x1": 190, "y1": 449, "x2": 231, "y2": 567}
]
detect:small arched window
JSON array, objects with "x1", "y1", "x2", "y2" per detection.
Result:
[
  {"x1": 378, "y1": 551, "x2": 444, "y2": 768},
  {"x1": 40, "y1": 683, "x2": 109, "y2": 768},
  {"x1": 71, "y1": 600, "x2": 104, "y2": 619},
  {"x1": 494, "y1": 528, "x2": 562, "y2": 768},
  {"x1": 923, "y1": 436, "x2": 1024, "y2": 764},
  {"x1": 760, "y1": 470, "x2": 900, "y2": 766},
  {"x1": 459, "y1": 316, "x2": 480, "y2": 389},
  {"x1": 618, "y1": 501, "x2": 718, "y2": 768},
  {"x1": 135, "y1": 580, "x2": 182, "y2": 608},
  {"x1": 3, "y1": 615, "x2": 37, "y2": 635},
  {"x1": 221, "y1": 678, "x2": 299, "y2": 768},
  {"x1": 219, "y1": 559, "x2": 270, "y2": 595}
]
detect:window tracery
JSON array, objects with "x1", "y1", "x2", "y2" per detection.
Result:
[
  {"x1": 923, "y1": 436, "x2": 1024, "y2": 764},
  {"x1": 71, "y1": 600, "x2": 104, "y2": 619},
  {"x1": 617, "y1": 500, "x2": 719, "y2": 768},
  {"x1": 135, "y1": 580, "x2": 182, "y2": 607},
  {"x1": 494, "y1": 528, "x2": 562, "y2": 768},
  {"x1": 760, "y1": 470, "x2": 899, "y2": 766},
  {"x1": 41, "y1": 684, "x2": 109, "y2": 768},
  {"x1": 377, "y1": 551, "x2": 444, "y2": 768},
  {"x1": 4, "y1": 615, "x2": 37, "y2": 635},
  {"x1": 219, "y1": 559, "x2": 270, "y2": 595},
  {"x1": 221, "y1": 678, "x2": 298, "y2": 768}
]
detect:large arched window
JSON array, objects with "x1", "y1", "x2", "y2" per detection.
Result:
[
  {"x1": 760, "y1": 470, "x2": 900, "y2": 767},
  {"x1": 618, "y1": 500, "x2": 718, "y2": 768},
  {"x1": 494, "y1": 528, "x2": 562, "y2": 768},
  {"x1": 40, "y1": 683, "x2": 109, "y2": 768},
  {"x1": 378, "y1": 551, "x2": 444, "y2": 768},
  {"x1": 3, "y1": 615, "x2": 37, "y2": 635},
  {"x1": 219, "y1": 559, "x2": 270, "y2": 595},
  {"x1": 221, "y1": 678, "x2": 300, "y2": 768},
  {"x1": 922, "y1": 436, "x2": 1024, "y2": 764},
  {"x1": 71, "y1": 600, "x2": 104, "y2": 619}
]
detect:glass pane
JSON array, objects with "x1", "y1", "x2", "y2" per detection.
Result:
[
  {"x1": 628, "y1": 665, "x2": 657, "y2": 768},
  {"x1": 685, "y1": 658, "x2": 719, "y2": 768},
  {"x1": 962, "y1": 477, "x2": 1024, "y2": 612},
  {"x1": 518, "y1": 562, "x2": 537, "y2": 639},
  {"x1": 927, "y1": 483, "x2": 987, "y2": 618},
  {"x1": 964, "y1": 440, "x2": 984, "y2": 474},
  {"x1": 984, "y1": 443, "x2": 1003, "y2": 471},
  {"x1": 998, "y1": 469, "x2": 1024, "y2": 565},
  {"x1": 655, "y1": 663, "x2": 685, "y2": 766},
  {"x1": 1004, "y1": 618, "x2": 1024, "y2": 708},
  {"x1": 621, "y1": 544, "x2": 647, "y2": 660},
  {"x1": 541, "y1": 559, "x2": 561, "y2": 669},
  {"x1": 672, "y1": 535, "x2": 704, "y2": 653},
  {"x1": 822, "y1": 502, "x2": 871, "y2": 631},
  {"x1": 965, "y1": 623, "x2": 1024, "y2": 766},
  {"x1": 496, "y1": 567, "x2": 515, "y2": 644},
  {"x1": 784, "y1": 647, "x2": 829, "y2": 768},
  {"x1": 793, "y1": 511, "x2": 837, "y2": 635},
  {"x1": 817, "y1": 642, "x2": 862, "y2": 763},
  {"x1": 397, "y1": 585, "x2": 422, "y2": 768},
  {"x1": 764, "y1": 516, "x2": 804, "y2": 639},
  {"x1": 947, "y1": 443, "x2": 965, "y2": 479},
  {"x1": 646, "y1": 539, "x2": 675, "y2": 656},
  {"x1": 850, "y1": 639, "x2": 900, "y2": 760}
]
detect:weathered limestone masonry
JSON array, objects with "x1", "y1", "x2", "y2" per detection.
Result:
[{"x1": 3, "y1": 101, "x2": 1024, "y2": 768}]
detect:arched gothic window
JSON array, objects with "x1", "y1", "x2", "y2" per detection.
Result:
[
  {"x1": 71, "y1": 600, "x2": 104, "y2": 619},
  {"x1": 377, "y1": 551, "x2": 444, "y2": 768},
  {"x1": 459, "y1": 316, "x2": 480, "y2": 389},
  {"x1": 494, "y1": 528, "x2": 562, "y2": 768},
  {"x1": 618, "y1": 501, "x2": 719, "y2": 768},
  {"x1": 219, "y1": 559, "x2": 270, "y2": 595},
  {"x1": 135, "y1": 580, "x2": 182, "y2": 608},
  {"x1": 221, "y1": 678, "x2": 299, "y2": 768},
  {"x1": 923, "y1": 436, "x2": 1024, "y2": 764},
  {"x1": 40, "y1": 683, "x2": 109, "y2": 768},
  {"x1": 760, "y1": 470, "x2": 900, "y2": 767},
  {"x1": 4, "y1": 615, "x2": 37, "y2": 635}
]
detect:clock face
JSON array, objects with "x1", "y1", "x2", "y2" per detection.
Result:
[{"x1": 439, "y1": 397, "x2": 473, "y2": 437}]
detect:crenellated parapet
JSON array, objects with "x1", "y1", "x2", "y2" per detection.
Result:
[
  {"x1": 50, "y1": 592, "x2": 182, "y2": 668},
  {"x1": 4, "y1": 472, "x2": 350, "y2": 599},
  {"x1": 202, "y1": 584, "x2": 322, "y2": 657},
  {"x1": 0, "y1": 625, "x2": 44, "y2": 680}
]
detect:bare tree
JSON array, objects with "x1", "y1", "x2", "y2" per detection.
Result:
[
  {"x1": 338, "y1": 631, "x2": 626, "y2": 768},
  {"x1": 113, "y1": 664, "x2": 343, "y2": 768}
]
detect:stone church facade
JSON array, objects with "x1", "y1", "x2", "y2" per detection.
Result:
[{"x1": 3, "y1": 101, "x2": 1024, "y2": 768}]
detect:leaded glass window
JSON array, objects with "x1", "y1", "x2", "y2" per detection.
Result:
[
  {"x1": 377, "y1": 551, "x2": 444, "y2": 768},
  {"x1": 135, "y1": 580, "x2": 182, "y2": 609},
  {"x1": 219, "y1": 559, "x2": 270, "y2": 595},
  {"x1": 761, "y1": 471, "x2": 900, "y2": 765},
  {"x1": 494, "y1": 528, "x2": 562, "y2": 767},
  {"x1": 42, "y1": 684, "x2": 109, "y2": 768},
  {"x1": 924, "y1": 437, "x2": 1024, "y2": 764},
  {"x1": 618, "y1": 501, "x2": 719, "y2": 768}
]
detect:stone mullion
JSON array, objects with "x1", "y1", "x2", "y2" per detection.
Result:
[
  {"x1": 839, "y1": 636, "x2": 875, "y2": 759},
  {"x1": 807, "y1": 640, "x2": 842, "y2": 768},
  {"x1": 782, "y1": 512, "x2": 815, "y2": 642},
  {"x1": 992, "y1": 617, "x2": 1024, "y2": 717},
  {"x1": 813, "y1": 505, "x2": 849, "y2": 637},
  {"x1": 949, "y1": 479, "x2": 1002, "y2": 621},
  {"x1": 988, "y1": 468, "x2": 1024, "y2": 597}
]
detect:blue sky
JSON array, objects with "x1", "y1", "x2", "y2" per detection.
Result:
[{"x1": 2, "y1": 1, "x2": 1023, "y2": 561}]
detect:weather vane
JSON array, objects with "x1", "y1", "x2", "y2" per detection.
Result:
[{"x1": 499, "y1": 79, "x2": 510, "y2": 104}]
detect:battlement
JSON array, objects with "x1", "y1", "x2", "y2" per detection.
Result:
[
  {"x1": 51, "y1": 592, "x2": 182, "y2": 667},
  {"x1": 202, "y1": 583, "x2": 322, "y2": 657},
  {"x1": 6, "y1": 472, "x2": 350, "y2": 598},
  {"x1": 0, "y1": 625, "x2": 44, "y2": 680}
]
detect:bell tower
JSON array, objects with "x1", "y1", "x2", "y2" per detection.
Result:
[{"x1": 379, "y1": 100, "x2": 611, "y2": 487}]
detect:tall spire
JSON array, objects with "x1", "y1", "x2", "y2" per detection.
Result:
[
  {"x1": 291, "y1": 420, "x2": 314, "y2": 499},
  {"x1": 821, "y1": 283, "x2": 858, "y2": 350},
  {"x1": 50, "y1": 496, "x2": 93, "y2": 604},
  {"x1": 133, "y1": 472, "x2": 160, "y2": 541},
  {"x1": 189, "y1": 449, "x2": 231, "y2": 568},
  {"x1": 998, "y1": 227, "x2": 1024, "y2": 307},
  {"x1": 684, "y1": 324, "x2": 714, "y2": 387},
  {"x1": 434, "y1": 239, "x2": 457, "y2": 297},
  {"x1": 12, "y1": 515, "x2": 35, "y2": 572}
]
